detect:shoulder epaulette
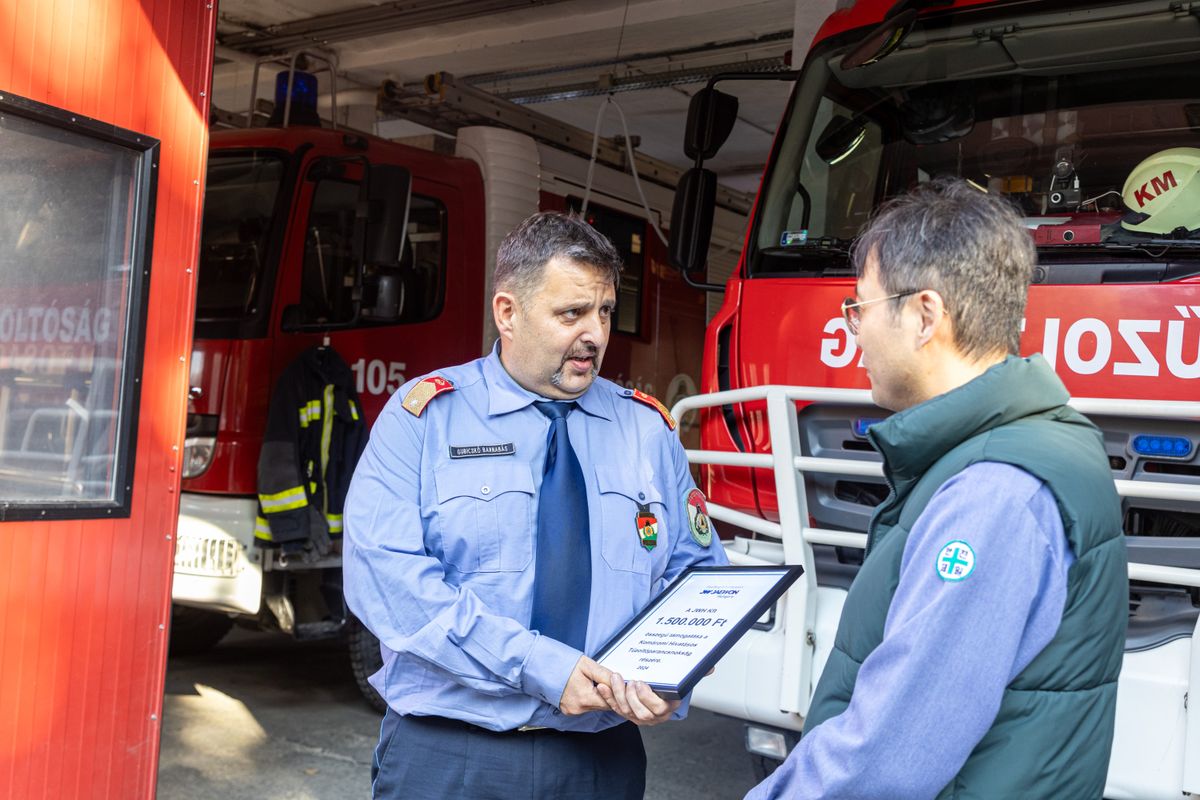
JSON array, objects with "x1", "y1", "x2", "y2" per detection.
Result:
[
  {"x1": 402, "y1": 376, "x2": 454, "y2": 417},
  {"x1": 627, "y1": 388, "x2": 677, "y2": 431}
]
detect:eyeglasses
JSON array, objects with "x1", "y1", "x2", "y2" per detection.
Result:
[{"x1": 840, "y1": 289, "x2": 920, "y2": 335}]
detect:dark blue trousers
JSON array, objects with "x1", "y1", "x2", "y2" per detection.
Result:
[{"x1": 372, "y1": 709, "x2": 647, "y2": 799}]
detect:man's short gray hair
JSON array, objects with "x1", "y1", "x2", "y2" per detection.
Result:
[
  {"x1": 494, "y1": 212, "x2": 623, "y2": 300},
  {"x1": 851, "y1": 178, "x2": 1035, "y2": 358}
]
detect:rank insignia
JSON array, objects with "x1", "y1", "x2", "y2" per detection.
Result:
[
  {"x1": 685, "y1": 488, "x2": 713, "y2": 547},
  {"x1": 636, "y1": 503, "x2": 659, "y2": 551},
  {"x1": 628, "y1": 389, "x2": 677, "y2": 430},
  {"x1": 402, "y1": 376, "x2": 454, "y2": 417}
]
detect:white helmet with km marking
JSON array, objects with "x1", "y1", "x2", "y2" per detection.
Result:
[{"x1": 1121, "y1": 147, "x2": 1200, "y2": 235}]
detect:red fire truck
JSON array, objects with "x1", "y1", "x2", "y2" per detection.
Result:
[
  {"x1": 169, "y1": 78, "x2": 745, "y2": 709},
  {"x1": 668, "y1": 1, "x2": 1200, "y2": 797}
]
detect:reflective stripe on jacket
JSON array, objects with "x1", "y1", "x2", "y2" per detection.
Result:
[{"x1": 256, "y1": 346, "x2": 367, "y2": 546}]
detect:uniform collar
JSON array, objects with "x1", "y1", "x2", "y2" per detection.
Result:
[{"x1": 483, "y1": 341, "x2": 614, "y2": 421}]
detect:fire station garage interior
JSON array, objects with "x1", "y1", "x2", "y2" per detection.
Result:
[
  {"x1": 8, "y1": 0, "x2": 1200, "y2": 798},
  {"x1": 159, "y1": 3, "x2": 829, "y2": 798}
]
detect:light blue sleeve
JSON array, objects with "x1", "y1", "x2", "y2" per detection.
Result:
[
  {"x1": 663, "y1": 426, "x2": 729, "y2": 582},
  {"x1": 746, "y1": 462, "x2": 1071, "y2": 800},
  {"x1": 658, "y1": 426, "x2": 729, "y2": 718},
  {"x1": 342, "y1": 394, "x2": 579, "y2": 708}
]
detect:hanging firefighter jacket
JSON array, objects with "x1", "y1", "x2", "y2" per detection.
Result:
[{"x1": 255, "y1": 346, "x2": 367, "y2": 554}]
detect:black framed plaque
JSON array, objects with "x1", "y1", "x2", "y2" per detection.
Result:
[{"x1": 594, "y1": 565, "x2": 804, "y2": 700}]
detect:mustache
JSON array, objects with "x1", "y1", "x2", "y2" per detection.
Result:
[
  {"x1": 551, "y1": 345, "x2": 601, "y2": 387},
  {"x1": 561, "y1": 344, "x2": 599, "y2": 363}
]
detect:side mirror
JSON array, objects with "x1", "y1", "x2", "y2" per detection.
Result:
[
  {"x1": 374, "y1": 273, "x2": 403, "y2": 320},
  {"x1": 684, "y1": 88, "x2": 739, "y2": 161},
  {"x1": 839, "y1": 8, "x2": 918, "y2": 70},
  {"x1": 815, "y1": 115, "x2": 868, "y2": 164},
  {"x1": 669, "y1": 168, "x2": 718, "y2": 275},
  {"x1": 364, "y1": 164, "x2": 412, "y2": 266},
  {"x1": 361, "y1": 270, "x2": 405, "y2": 322}
]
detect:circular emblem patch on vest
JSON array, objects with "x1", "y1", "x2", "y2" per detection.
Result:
[
  {"x1": 685, "y1": 488, "x2": 713, "y2": 547},
  {"x1": 936, "y1": 540, "x2": 976, "y2": 582}
]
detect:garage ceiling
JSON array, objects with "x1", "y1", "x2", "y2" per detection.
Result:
[{"x1": 211, "y1": 0, "x2": 841, "y2": 194}]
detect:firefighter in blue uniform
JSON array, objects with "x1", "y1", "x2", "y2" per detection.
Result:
[{"x1": 343, "y1": 212, "x2": 726, "y2": 799}]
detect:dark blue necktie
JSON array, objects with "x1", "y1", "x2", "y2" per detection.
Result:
[{"x1": 529, "y1": 401, "x2": 591, "y2": 650}]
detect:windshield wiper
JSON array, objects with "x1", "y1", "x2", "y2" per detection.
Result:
[
  {"x1": 1095, "y1": 240, "x2": 1200, "y2": 258},
  {"x1": 1037, "y1": 239, "x2": 1200, "y2": 260},
  {"x1": 755, "y1": 238, "x2": 856, "y2": 277},
  {"x1": 760, "y1": 237, "x2": 854, "y2": 257}
]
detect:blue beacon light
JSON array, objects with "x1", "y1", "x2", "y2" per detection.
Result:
[
  {"x1": 1130, "y1": 434, "x2": 1193, "y2": 459},
  {"x1": 269, "y1": 69, "x2": 322, "y2": 126},
  {"x1": 853, "y1": 418, "x2": 885, "y2": 438}
]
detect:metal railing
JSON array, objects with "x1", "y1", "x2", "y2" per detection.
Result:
[{"x1": 670, "y1": 385, "x2": 1200, "y2": 715}]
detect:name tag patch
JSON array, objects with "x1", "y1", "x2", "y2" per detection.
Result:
[{"x1": 449, "y1": 443, "x2": 516, "y2": 459}]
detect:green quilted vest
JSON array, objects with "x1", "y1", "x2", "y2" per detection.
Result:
[{"x1": 803, "y1": 355, "x2": 1127, "y2": 799}]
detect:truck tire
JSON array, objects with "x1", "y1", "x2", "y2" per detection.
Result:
[
  {"x1": 347, "y1": 615, "x2": 387, "y2": 714},
  {"x1": 168, "y1": 604, "x2": 234, "y2": 656}
]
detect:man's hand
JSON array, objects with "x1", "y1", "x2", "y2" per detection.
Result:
[
  {"x1": 559, "y1": 656, "x2": 615, "y2": 716},
  {"x1": 596, "y1": 671, "x2": 681, "y2": 727}
]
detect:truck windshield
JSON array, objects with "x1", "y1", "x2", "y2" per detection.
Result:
[
  {"x1": 751, "y1": 12, "x2": 1200, "y2": 277},
  {"x1": 196, "y1": 152, "x2": 285, "y2": 319}
]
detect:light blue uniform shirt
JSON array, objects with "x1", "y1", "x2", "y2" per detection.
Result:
[
  {"x1": 747, "y1": 462, "x2": 1074, "y2": 799},
  {"x1": 343, "y1": 346, "x2": 727, "y2": 732}
]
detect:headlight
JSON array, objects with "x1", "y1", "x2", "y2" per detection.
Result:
[
  {"x1": 745, "y1": 725, "x2": 791, "y2": 760},
  {"x1": 183, "y1": 413, "x2": 218, "y2": 478}
]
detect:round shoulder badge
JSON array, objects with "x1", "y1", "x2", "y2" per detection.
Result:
[
  {"x1": 936, "y1": 540, "x2": 976, "y2": 582},
  {"x1": 686, "y1": 488, "x2": 713, "y2": 547}
]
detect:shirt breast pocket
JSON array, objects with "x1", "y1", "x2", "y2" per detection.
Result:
[
  {"x1": 595, "y1": 464, "x2": 664, "y2": 576},
  {"x1": 433, "y1": 461, "x2": 535, "y2": 573}
]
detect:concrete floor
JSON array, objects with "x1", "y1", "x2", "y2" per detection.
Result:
[{"x1": 158, "y1": 629, "x2": 757, "y2": 799}]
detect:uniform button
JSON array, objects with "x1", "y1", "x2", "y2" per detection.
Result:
[
  {"x1": 638, "y1": 492, "x2": 645, "y2": 500},
  {"x1": 480, "y1": 485, "x2": 491, "y2": 495}
]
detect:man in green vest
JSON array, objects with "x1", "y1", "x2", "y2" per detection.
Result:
[{"x1": 747, "y1": 179, "x2": 1127, "y2": 799}]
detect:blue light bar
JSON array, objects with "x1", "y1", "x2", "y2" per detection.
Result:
[
  {"x1": 853, "y1": 418, "x2": 885, "y2": 438},
  {"x1": 269, "y1": 70, "x2": 322, "y2": 126},
  {"x1": 1130, "y1": 434, "x2": 1193, "y2": 459},
  {"x1": 275, "y1": 69, "x2": 318, "y2": 108}
]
